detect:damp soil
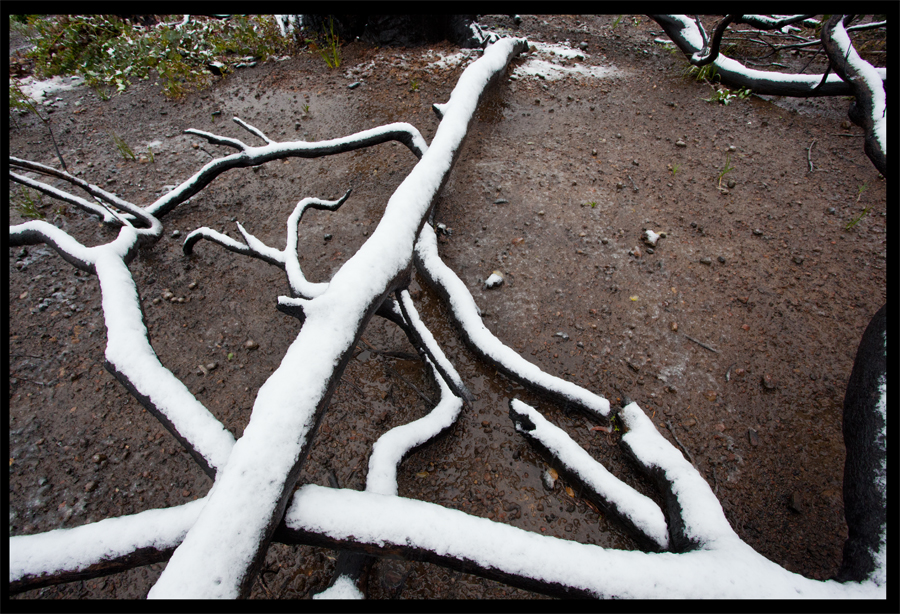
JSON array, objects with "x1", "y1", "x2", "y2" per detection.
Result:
[{"x1": 8, "y1": 15, "x2": 887, "y2": 599}]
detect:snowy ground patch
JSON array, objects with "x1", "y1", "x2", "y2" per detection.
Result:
[
  {"x1": 15, "y1": 75, "x2": 85, "y2": 104},
  {"x1": 512, "y1": 41, "x2": 625, "y2": 81}
]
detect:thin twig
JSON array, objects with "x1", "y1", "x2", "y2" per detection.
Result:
[
  {"x1": 666, "y1": 420, "x2": 695, "y2": 465},
  {"x1": 382, "y1": 362, "x2": 435, "y2": 406},
  {"x1": 807, "y1": 139, "x2": 816, "y2": 172},
  {"x1": 627, "y1": 175, "x2": 639, "y2": 192},
  {"x1": 683, "y1": 333, "x2": 719, "y2": 353}
]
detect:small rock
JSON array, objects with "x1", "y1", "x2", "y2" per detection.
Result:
[
  {"x1": 494, "y1": 198, "x2": 509, "y2": 204},
  {"x1": 206, "y1": 362, "x2": 218, "y2": 371},
  {"x1": 188, "y1": 282, "x2": 198, "y2": 290},
  {"x1": 715, "y1": 423, "x2": 725, "y2": 432},
  {"x1": 671, "y1": 322, "x2": 678, "y2": 332},
  {"x1": 579, "y1": 41, "x2": 588, "y2": 50},
  {"x1": 84, "y1": 480, "x2": 98, "y2": 493},
  {"x1": 245, "y1": 339, "x2": 259, "y2": 350},
  {"x1": 171, "y1": 230, "x2": 181, "y2": 238},
  {"x1": 484, "y1": 271, "x2": 504, "y2": 289},
  {"x1": 826, "y1": 207, "x2": 836, "y2": 215},
  {"x1": 92, "y1": 453, "x2": 107, "y2": 464},
  {"x1": 793, "y1": 256, "x2": 804, "y2": 265},
  {"x1": 182, "y1": 489, "x2": 191, "y2": 497},
  {"x1": 162, "y1": 290, "x2": 174, "y2": 300},
  {"x1": 753, "y1": 229, "x2": 763, "y2": 236},
  {"x1": 717, "y1": 256, "x2": 726, "y2": 264},
  {"x1": 324, "y1": 234, "x2": 332, "y2": 241},
  {"x1": 348, "y1": 82, "x2": 361, "y2": 89},
  {"x1": 554, "y1": 332, "x2": 570, "y2": 341},
  {"x1": 840, "y1": 120, "x2": 851, "y2": 130},
  {"x1": 675, "y1": 140, "x2": 687, "y2": 148},
  {"x1": 542, "y1": 468, "x2": 558, "y2": 490},
  {"x1": 631, "y1": 246, "x2": 642, "y2": 258},
  {"x1": 700, "y1": 257, "x2": 712, "y2": 265},
  {"x1": 616, "y1": 182, "x2": 626, "y2": 190},
  {"x1": 748, "y1": 429, "x2": 759, "y2": 446},
  {"x1": 727, "y1": 179, "x2": 736, "y2": 189},
  {"x1": 198, "y1": 364, "x2": 209, "y2": 376},
  {"x1": 642, "y1": 229, "x2": 662, "y2": 246},
  {"x1": 591, "y1": 149, "x2": 597, "y2": 156},
  {"x1": 761, "y1": 373, "x2": 777, "y2": 390},
  {"x1": 788, "y1": 491, "x2": 803, "y2": 513}
]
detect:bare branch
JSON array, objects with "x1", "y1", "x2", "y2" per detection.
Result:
[{"x1": 690, "y1": 15, "x2": 738, "y2": 67}]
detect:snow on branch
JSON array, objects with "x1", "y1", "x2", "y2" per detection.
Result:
[
  {"x1": 146, "y1": 121, "x2": 428, "y2": 220},
  {"x1": 509, "y1": 400, "x2": 669, "y2": 551},
  {"x1": 147, "y1": 37, "x2": 529, "y2": 599},
  {"x1": 821, "y1": 15, "x2": 887, "y2": 175},
  {"x1": 367, "y1": 355, "x2": 464, "y2": 496},
  {"x1": 9, "y1": 498, "x2": 205, "y2": 592},
  {"x1": 283, "y1": 482, "x2": 884, "y2": 599},
  {"x1": 649, "y1": 14, "x2": 885, "y2": 97},
  {"x1": 414, "y1": 223, "x2": 611, "y2": 419},
  {"x1": 184, "y1": 190, "x2": 354, "y2": 299}
]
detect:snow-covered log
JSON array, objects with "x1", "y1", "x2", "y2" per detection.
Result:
[
  {"x1": 147, "y1": 37, "x2": 528, "y2": 599},
  {"x1": 836, "y1": 304, "x2": 886, "y2": 583}
]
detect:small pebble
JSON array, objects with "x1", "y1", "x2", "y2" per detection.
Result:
[
  {"x1": 245, "y1": 339, "x2": 259, "y2": 350},
  {"x1": 675, "y1": 140, "x2": 686, "y2": 148},
  {"x1": 717, "y1": 256, "x2": 726, "y2": 264},
  {"x1": 700, "y1": 257, "x2": 712, "y2": 265}
]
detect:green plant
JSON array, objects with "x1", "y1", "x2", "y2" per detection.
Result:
[
  {"x1": 147, "y1": 146, "x2": 155, "y2": 163},
  {"x1": 684, "y1": 62, "x2": 719, "y2": 83},
  {"x1": 302, "y1": 103, "x2": 310, "y2": 114},
  {"x1": 409, "y1": 79, "x2": 420, "y2": 92},
  {"x1": 305, "y1": 17, "x2": 341, "y2": 69},
  {"x1": 612, "y1": 15, "x2": 623, "y2": 29},
  {"x1": 717, "y1": 154, "x2": 734, "y2": 187},
  {"x1": 13, "y1": 186, "x2": 45, "y2": 220},
  {"x1": 20, "y1": 15, "x2": 293, "y2": 100},
  {"x1": 587, "y1": 201, "x2": 598, "y2": 208},
  {"x1": 704, "y1": 86, "x2": 752, "y2": 106},
  {"x1": 109, "y1": 131, "x2": 136, "y2": 161},
  {"x1": 669, "y1": 163, "x2": 681, "y2": 176},
  {"x1": 845, "y1": 181, "x2": 872, "y2": 229}
]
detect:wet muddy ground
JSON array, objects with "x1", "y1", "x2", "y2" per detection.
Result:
[{"x1": 8, "y1": 15, "x2": 887, "y2": 599}]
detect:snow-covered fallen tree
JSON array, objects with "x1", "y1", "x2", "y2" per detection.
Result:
[{"x1": 8, "y1": 22, "x2": 887, "y2": 599}]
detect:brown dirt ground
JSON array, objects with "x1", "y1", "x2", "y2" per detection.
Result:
[{"x1": 8, "y1": 15, "x2": 887, "y2": 599}]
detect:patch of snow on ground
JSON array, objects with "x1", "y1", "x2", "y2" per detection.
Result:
[
  {"x1": 513, "y1": 41, "x2": 624, "y2": 81},
  {"x1": 15, "y1": 75, "x2": 85, "y2": 103},
  {"x1": 425, "y1": 49, "x2": 479, "y2": 71}
]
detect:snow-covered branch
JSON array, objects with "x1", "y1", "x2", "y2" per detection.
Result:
[
  {"x1": 282, "y1": 476, "x2": 884, "y2": 598},
  {"x1": 184, "y1": 190, "x2": 353, "y2": 298},
  {"x1": 148, "y1": 37, "x2": 528, "y2": 599},
  {"x1": 649, "y1": 14, "x2": 885, "y2": 97},
  {"x1": 145, "y1": 120, "x2": 428, "y2": 220},
  {"x1": 414, "y1": 223, "x2": 611, "y2": 419},
  {"x1": 509, "y1": 400, "x2": 669, "y2": 551},
  {"x1": 820, "y1": 15, "x2": 887, "y2": 175}
]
